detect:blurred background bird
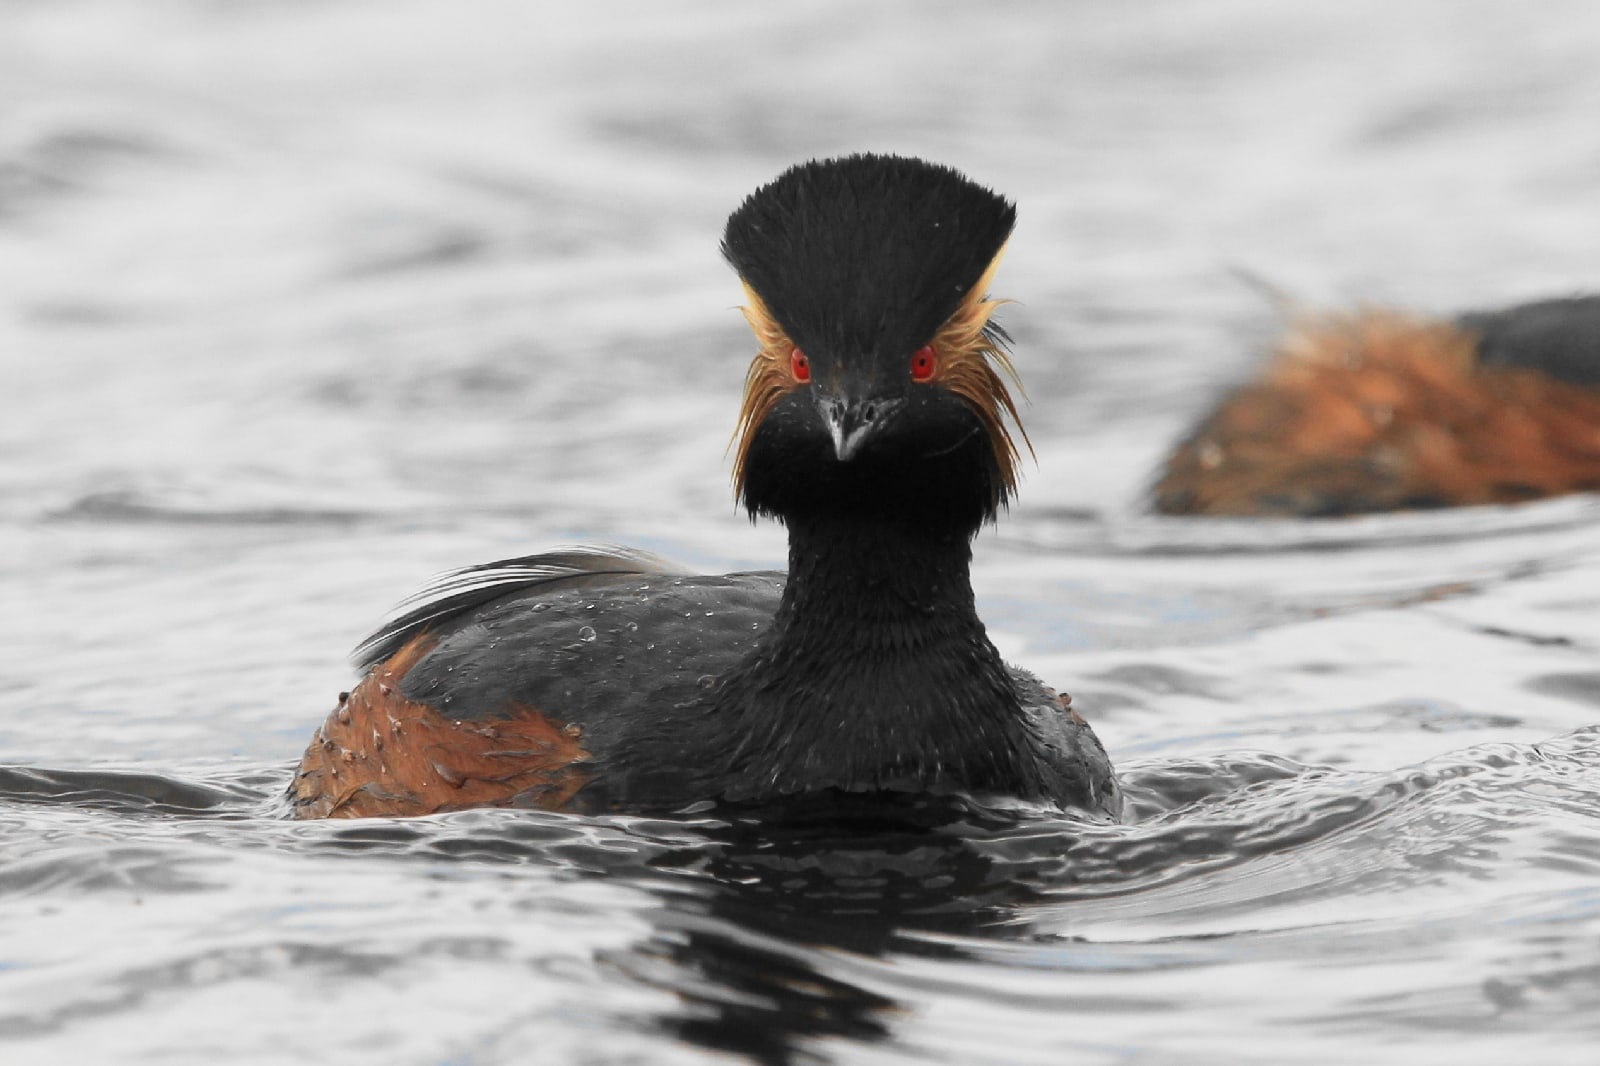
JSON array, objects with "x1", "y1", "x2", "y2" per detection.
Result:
[{"x1": 1151, "y1": 295, "x2": 1600, "y2": 516}]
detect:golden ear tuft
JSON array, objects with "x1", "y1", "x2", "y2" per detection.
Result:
[
  {"x1": 730, "y1": 283, "x2": 797, "y2": 497},
  {"x1": 930, "y1": 242, "x2": 1032, "y2": 499}
]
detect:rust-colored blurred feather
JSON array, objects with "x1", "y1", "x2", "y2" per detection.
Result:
[{"x1": 1152, "y1": 309, "x2": 1600, "y2": 515}]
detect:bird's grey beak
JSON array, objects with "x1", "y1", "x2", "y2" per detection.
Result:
[{"x1": 820, "y1": 395, "x2": 904, "y2": 462}]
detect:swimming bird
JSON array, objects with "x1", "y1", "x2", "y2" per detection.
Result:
[
  {"x1": 290, "y1": 154, "x2": 1118, "y2": 821},
  {"x1": 1151, "y1": 296, "x2": 1600, "y2": 516}
]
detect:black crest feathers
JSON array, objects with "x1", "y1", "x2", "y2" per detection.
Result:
[{"x1": 721, "y1": 154, "x2": 1016, "y2": 361}]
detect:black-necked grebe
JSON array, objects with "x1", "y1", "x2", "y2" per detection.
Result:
[{"x1": 291, "y1": 154, "x2": 1118, "y2": 821}]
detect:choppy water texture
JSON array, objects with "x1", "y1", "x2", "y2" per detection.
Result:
[{"x1": 4, "y1": 2, "x2": 1600, "y2": 1063}]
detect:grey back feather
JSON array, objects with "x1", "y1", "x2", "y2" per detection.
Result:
[{"x1": 352, "y1": 546, "x2": 684, "y2": 669}]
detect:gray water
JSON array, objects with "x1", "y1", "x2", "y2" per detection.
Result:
[{"x1": 4, "y1": 2, "x2": 1600, "y2": 1063}]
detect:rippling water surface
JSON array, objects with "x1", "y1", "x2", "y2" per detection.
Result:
[{"x1": 5, "y1": 2, "x2": 1600, "y2": 1063}]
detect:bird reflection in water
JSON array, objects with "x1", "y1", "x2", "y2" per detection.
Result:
[{"x1": 598, "y1": 793, "x2": 1067, "y2": 1064}]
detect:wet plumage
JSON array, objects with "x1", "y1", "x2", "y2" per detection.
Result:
[{"x1": 291, "y1": 154, "x2": 1119, "y2": 821}]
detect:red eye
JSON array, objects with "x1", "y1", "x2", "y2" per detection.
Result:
[
  {"x1": 910, "y1": 345, "x2": 938, "y2": 382},
  {"x1": 790, "y1": 347, "x2": 811, "y2": 383}
]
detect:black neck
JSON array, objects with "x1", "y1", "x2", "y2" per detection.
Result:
[
  {"x1": 779, "y1": 514, "x2": 980, "y2": 646},
  {"x1": 707, "y1": 513, "x2": 1045, "y2": 801}
]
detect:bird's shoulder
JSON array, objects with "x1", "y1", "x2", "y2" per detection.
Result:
[
  {"x1": 361, "y1": 547, "x2": 785, "y2": 731},
  {"x1": 1010, "y1": 666, "x2": 1121, "y2": 820}
]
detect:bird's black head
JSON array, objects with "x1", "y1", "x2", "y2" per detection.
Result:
[{"x1": 722, "y1": 154, "x2": 1028, "y2": 533}]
